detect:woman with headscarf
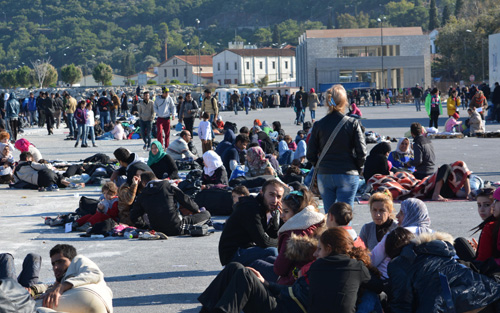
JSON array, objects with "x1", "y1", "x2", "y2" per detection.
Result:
[
  {"x1": 201, "y1": 150, "x2": 228, "y2": 187},
  {"x1": 14, "y1": 138, "x2": 42, "y2": 162},
  {"x1": 348, "y1": 103, "x2": 362, "y2": 119},
  {"x1": 293, "y1": 140, "x2": 307, "y2": 164},
  {"x1": 148, "y1": 141, "x2": 179, "y2": 179},
  {"x1": 387, "y1": 138, "x2": 415, "y2": 173},
  {"x1": 215, "y1": 129, "x2": 235, "y2": 157},
  {"x1": 272, "y1": 121, "x2": 285, "y2": 142},
  {"x1": 370, "y1": 198, "x2": 432, "y2": 278},
  {"x1": 245, "y1": 146, "x2": 275, "y2": 177},
  {"x1": 278, "y1": 140, "x2": 294, "y2": 165},
  {"x1": 363, "y1": 142, "x2": 392, "y2": 182}
]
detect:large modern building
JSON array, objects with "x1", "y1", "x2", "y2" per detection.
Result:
[
  {"x1": 490, "y1": 33, "x2": 500, "y2": 87},
  {"x1": 296, "y1": 27, "x2": 431, "y2": 90},
  {"x1": 156, "y1": 55, "x2": 213, "y2": 85},
  {"x1": 213, "y1": 49, "x2": 296, "y2": 86}
]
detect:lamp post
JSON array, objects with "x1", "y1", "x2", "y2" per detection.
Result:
[
  {"x1": 377, "y1": 17, "x2": 386, "y2": 89},
  {"x1": 196, "y1": 19, "x2": 201, "y2": 92},
  {"x1": 463, "y1": 29, "x2": 472, "y2": 81}
]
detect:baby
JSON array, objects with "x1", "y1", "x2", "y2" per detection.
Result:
[{"x1": 0, "y1": 143, "x2": 14, "y2": 184}]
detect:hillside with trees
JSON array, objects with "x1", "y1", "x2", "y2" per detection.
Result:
[{"x1": 0, "y1": 0, "x2": 498, "y2": 86}]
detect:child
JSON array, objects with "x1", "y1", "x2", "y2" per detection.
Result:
[
  {"x1": 284, "y1": 135, "x2": 297, "y2": 151},
  {"x1": 85, "y1": 103, "x2": 97, "y2": 147},
  {"x1": 326, "y1": 202, "x2": 365, "y2": 248},
  {"x1": 198, "y1": 112, "x2": 212, "y2": 153},
  {"x1": 0, "y1": 143, "x2": 14, "y2": 184},
  {"x1": 445, "y1": 112, "x2": 462, "y2": 133},
  {"x1": 231, "y1": 185, "x2": 249, "y2": 205},
  {"x1": 385, "y1": 93, "x2": 390, "y2": 108},
  {"x1": 75, "y1": 182, "x2": 119, "y2": 231}
]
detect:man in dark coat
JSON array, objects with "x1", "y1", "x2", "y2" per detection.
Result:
[
  {"x1": 218, "y1": 179, "x2": 285, "y2": 266},
  {"x1": 492, "y1": 82, "x2": 500, "y2": 122},
  {"x1": 131, "y1": 172, "x2": 211, "y2": 236},
  {"x1": 221, "y1": 134, "x2": 249, "y2": 177},
  {"x1": 112, "y1": 147, "x2": 152, "y2": 186},
  {"x1": 408, "y1": 122, "x2": 435, "y2": 180}
]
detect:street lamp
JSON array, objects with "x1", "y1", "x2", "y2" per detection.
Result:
[
  {"x1": 377, "y1": 17, "x2": 386, "y2": 89},
  {"x1": 196, "y1": 19, "x2": 201, "y2": 92}
]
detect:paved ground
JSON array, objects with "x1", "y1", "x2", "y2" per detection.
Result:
[{"x1": 2, "y1": 102, "x2": 500, "y2": 312}]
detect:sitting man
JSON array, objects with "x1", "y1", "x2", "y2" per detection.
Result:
[
  {"x1": 221, "y1": 134, "x2": 250, "y2": 177},
  {"x1": 5, "y1": 244, "x2": 113, "y2": 313},
  {"x1": 218, "y1": 179, "x2": 285, "y2": 266},
  {"x1": 130, "y1": 171, "x2": 211, "y2": 236},
  {"x1": 14, "y1": 152, "x2": 80, "y2": 191},
  {"x1": 112, "y1": 147, "x2": 152, "y2": 186},
  {"x1": 166, "y1": 130, "x2": 198, "y2": 161}
]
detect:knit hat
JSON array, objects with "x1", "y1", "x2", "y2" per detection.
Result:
[
  {"x1": 493, "y1": 188, "x2": 500, "y2": 201},
  {"x1": 452, "y1": 112, "x2": 460, "y2": 120},
  {"x1": 310, "y1": 88, "x2": 315, "y2": 93},
  {"x1": 254, "y1": 119, "x2": 262, "y2": 126}
]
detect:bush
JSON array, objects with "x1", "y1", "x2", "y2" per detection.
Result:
[
  {"x1": 147, "y1": 79, "x2": 157, "y2": 85},
  {"x1": 170, "y1": 79, "x2": 180, "y2": 84}
]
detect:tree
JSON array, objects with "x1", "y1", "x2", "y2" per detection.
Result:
[
  {"x1": 0, "y1": 70, "x2": 17, "y2": 88},
  {"x1": 61, "y1": 64, "x2": 82, "y2": 86},
  {"x1": 30, "y1": 58, "x2": 53, "y2": 88},
  {"x1": 455, "y1": 0, "x2": 464, "y2": 17},
  {"x1": 121, "y1": 53, "x2": 135, "y2": 76},
  {"x1": 92, "y1": 63, "x2": 113, "y2": 85},
  {"x1": 257, "y1": 75, "x2": 269, "y2": 88},
  {"x1": 442, "y1": 4, "x2": 451, "y2": 26},
  {"x1": 337, "y1": 13, "x2": 358, "y2": 29},
  {"x1": 44, "y1": 64, "x2": 58, "y2": 87},
  {"x1": 428, "y1": 0, "x2": 440, "y2": 30},
  {"x1": 253, "y1": 28, "x2": 272, "y2": 46},
  {"x1": 272, "y1": 24, "x2": 280, "y2": 45},
  {"x1": 327, "y1": 11, "x2": 334, "y2": 29},
  {"x1": 16, "y1": 65, "x2": 32, "y2": 87}
]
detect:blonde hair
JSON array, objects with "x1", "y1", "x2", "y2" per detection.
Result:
[
  {"x1": 369, "y1": 191, "x2": 395, "y2": 219},
  {"x1": 325, "y1": 84, "x2": 348, "y2": 114}
]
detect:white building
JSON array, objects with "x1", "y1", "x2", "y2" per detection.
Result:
[
  {"x1": 489, "y1": 33, "x2": 500, "y2": 87},
  {"x1": 156, "y1": 55, "x2": 213, "y2": 85},
  {"x1": 213, "y1": 49, "x2": 296, "y2": 86}
]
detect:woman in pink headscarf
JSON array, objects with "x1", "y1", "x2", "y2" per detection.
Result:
[
  {"x1": 14, "y1": 138, "x2": 43, "y2": 162},
  {"x1": 245, "y1": 146, "x2": 276, "y2": 177},
  {"x1": 348, "y1": 102, "x2": 362, "y2": 119}
]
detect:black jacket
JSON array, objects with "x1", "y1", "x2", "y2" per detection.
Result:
[
  {"x1": 388, "y1": 235, "x2": 500, "y2": 313},
  {"x1": 43, "y1": 97, "x2": 54, "y2": 113},
  {"x1": 492, "y1": 85, "x2": 500, "y2": 105},
  {"x1": 308, "y1": 255, "x2": 371, "y2": 313},
  {"x1": 124, "y1": 153, "x2": 152, "y2": 185},
  {"x1": 218, "y1": 195, "x2": 280, "y2": 265},
  {"x1": 201, "y1": 166, "x2": 228, "y2": 186},
  {"x1": 307, "y1": 111, "x2": 366, "y2": 175},
  {"x1": 409, "y1": 135, "x2": 435, "y2": 177},
  {"x1": 150, "y1": 154, "x2": 179, "y2": 179},
  {"x1": 131, "y1": 180, "x2": 199, "y2": 235},
  {"x1": 54, "y1": 97, "x2": 64, "y2": 111}
]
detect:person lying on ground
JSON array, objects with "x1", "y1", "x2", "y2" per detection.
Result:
[{"x1": 130, "y1": 171, "x2": 211, "y2": 236}]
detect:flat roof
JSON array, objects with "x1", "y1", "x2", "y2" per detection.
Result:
[{"x1": 306, "y1": 27, "x2": 423, "y2": 38}]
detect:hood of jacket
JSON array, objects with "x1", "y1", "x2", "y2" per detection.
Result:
[
  {"x1": 279, "y1": 205, "x2": 325, "y2": 234},
  {"x1": 400, "y1": 231, "x2": 455, "y2": 262},
  {"x1": 142, "y1": 179, "x2": 169, "y2": 195},
  {"x1": 125, "y1": 153, "x2": 140, "y2": 170},
  {"x1": 223, "y1": 129, "x2": 235, "y2": 143}
]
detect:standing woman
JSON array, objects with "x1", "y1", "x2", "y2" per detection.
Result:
[
  {"x1": 74, "y1": 100, "x2": 88, "y2": 148},
  {"x1": 307, "y1": 88, "x2": 319, "y2": 123},
  {"x1": 120, "y1": 92, "x2": 129, "y2": 118},
  {"x1": 425, "y1": 88, "x2": 442, "y2": 129},
  {"x1": 307, "y1": 84, "x2": 366, "y2": 211}
]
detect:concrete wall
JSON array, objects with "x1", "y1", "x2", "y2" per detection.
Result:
[{"x1": 490, "y1": 33, "x2": 500, "y2": 87}]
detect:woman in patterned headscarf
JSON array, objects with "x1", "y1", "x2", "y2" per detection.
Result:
[{"x1": 245, "y1": 146, "x2": 275, "y2": 177}]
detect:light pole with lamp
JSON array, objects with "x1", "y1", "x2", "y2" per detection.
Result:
[
  {"x1": 196, "y1": 18, "x2": 201, "y2": 93},
  {"x1": 463, "y1": 29, "x2": 472, "y2": 81},
  {"x1": 377, "y1": 17, "x2": 386, "y2": 89}
]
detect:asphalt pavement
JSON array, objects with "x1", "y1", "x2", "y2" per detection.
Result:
[{"x1": 1, "y1": 102, "x2": 500, "y2": 312}]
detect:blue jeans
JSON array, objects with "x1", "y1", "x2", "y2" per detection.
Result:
[
  {"x1": 86, "y1": 126, "x2": 95, "y2": 146},
  {"x1": 0, "y1": 253, "x2": 41, "y2": 288},
  {"x1": 317, "y1": 173, "x2": 359, "y2": 213},
  {"x1": 100, "y1": 111, "x2": 110, "y2": 127},
  {"x1": 67, "y1": 113, "x2": 76, "y2": 137},
  {"x1": 249, "y1": 256, "x2": 278, "y2": 283},
  {"x1": 415, "y1": 98, "x2": 421, "y2": 111},
  {"x1": 75, "y1": 124, "x2": 86, "y2": 145},
  {"x1": 209, "y1": 114, "x2": 215, "y2": 123},
  {"x1": 139, "y1": 120, "x2": 152, "y2": 148},
  {"x1": 233, "y1": 103, "x2": 238, "y2": 114},
  {"x1": 245, "y1": 106, "x2": 250, "y2": 114},
  {"x1": 278, "y1": 150, "x2": 294, "y2": 165},
  {"x1": 110, "y1": 110, "x2": 117, "y2": 124},
  {"x1": 231, "y1": 247, "x2": 278, "y2": 266},
  {"x1": 310, "y1": 110, "x2": 316, "y2": 120}
]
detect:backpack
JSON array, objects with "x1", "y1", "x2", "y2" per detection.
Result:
[
  {"x1": 83, "y1": 153, "x2": 111, "y2": 164},
  {"x1": 76, "y1": 196, "x2": 99, "y2": 216}
]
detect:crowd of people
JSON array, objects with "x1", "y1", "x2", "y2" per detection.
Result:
[{"x1": 2, "y1": 81, "x2": 500, "y2": 313}]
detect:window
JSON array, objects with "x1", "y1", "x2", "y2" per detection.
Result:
[
  {"x1": 272, "y1": 61, "x2": 275, "y2": 69},
  {"x1": 176, "y1": 69, "x2": 178, "y2": 77},
  {"x1": 184, "y1": 68, "x2": 187, "y2": 77},
  {"x1": 246, "y1": 62, "x2": 249, "y2": 70},
  {"x1": 164, "y1": 69, "x2": 167, "y2": 76},
  {"x1": 218, "y1": 63, "x2": 220, "y2": 71},
  {"x1": 259, "y1": 62, "x2": 263, "y2": 70},
  {"x1": 173, "y1": 59, "x2": 177, "y2": 65},
  {"x1": 172, "y1": 69, "x2": 175, "y2": 77},
  {"x1": 234, "y1": 62, "x2": 237, "y2": 70},
  {"x1": 226, "y1": 63, "x2": 229, "y2": 70},
  {"x1": 285, "y1": 61, "x2": 288, "y2": 69},
  {"x1": 234, "y1": 79, "x2": 238, "y2": 84}
]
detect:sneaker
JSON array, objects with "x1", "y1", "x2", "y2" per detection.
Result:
[
  {"x1": 138, "y1": 231, "x2": 160, "y2": 240},
  {"x1": 143, "y1": 144, "x2": 147, "y2": 150},
  {"x1": 93, "y1": 144, "x2": 98, "y2": 147},
  {"x1": 67, "y1": 183, "x2": 84, "y2": 189},
  {"x1": 46, "y1": 184, "x2": 59, "y2": 192},
  {"x1": 76, "y1": 222, "x2": 91, "y2": 232},
  {"x1": 38, "y1": 187, "x2": 46, "y2": 192}
]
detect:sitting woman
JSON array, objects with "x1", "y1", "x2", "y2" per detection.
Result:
[
  {"x1": 202, "y1": 150, "x2": 228, "y2": 187},
  {"x1": 278, "y1": 140, "x2": 294, "y2": 165},
  {"x1": 387, "y1": 138, "x2": 415, "y2": 173},
  {"x1": 387, "y1": 228, "x2": 500, "y2": 313},
  {"x1": 465, "y1": 108, "x2": 484, "y2": 136},
  {"x1": 0, "y1": 142, "x2": 14, "y2": 184},
  {"x1": 348, "y1": 102, "x2": 362, "y2": 119},
  {"x1": 363, "y1": 142, "x2": 392, "y2": 182},
  {"x1": 111, "y1": 122, "x2": 127, "y2": 140},
  {"x1": 198, "y1": 227, "x2": 378, "y2": 313},
  {"x1": 245, "y1": 146, "x2": 275, "y2": 177},
  {"x1": 249, "y1": 187, "x2": 324, "y2": 285},
  {"x1": 359, "y1": 192, "x2": 398, "y2": 250},
  {"x1": 148, "y1": 141, "x2": 179, "y2": 180},
  {"x1": 14, "y1": 138, "x2": 42, "y2": 162},
  {"x1": 370, "y1": 198, "x2": 433, "y2": 278}
]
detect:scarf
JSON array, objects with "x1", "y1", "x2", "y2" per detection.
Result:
[
  {"x1": 375, "y1": 219, "x2": 395, "y2": 242},
  {"x1": 203, "y1": 150, "x2": 223, "y2": 176},
  {"x1": 147, "y1": 141, "x2": 166, "y2": 166},
  {"x1": 14, "y1": 138, "x2": 33, "y2": 152},
  {"x1": 395, "y1": 138, "x2": 413, "y2": 155},
  {"x1": 400, "y1": 198, "x2": 432, "y2": 234},
  {"x1": 246, "y1": 146, "x2": 268, "y2": 170}
]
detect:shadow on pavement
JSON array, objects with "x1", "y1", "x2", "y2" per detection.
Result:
[
  {"x1": 113, "y1": 293, "x2": 199, "y2": 307},
  {"x1": 360, "y1": 117, "x2": 443, "y2": 129},
  {"x1": 106, "y1": 270, "x2": 220, "y2": 283}
]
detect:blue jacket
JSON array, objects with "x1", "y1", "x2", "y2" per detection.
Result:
[
  {"x1": 5, "y1": 93, "x2": 20, "y2": 119},
  {"x1": 27, "y1": 97, "x2": 37, "y2": 111}
]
